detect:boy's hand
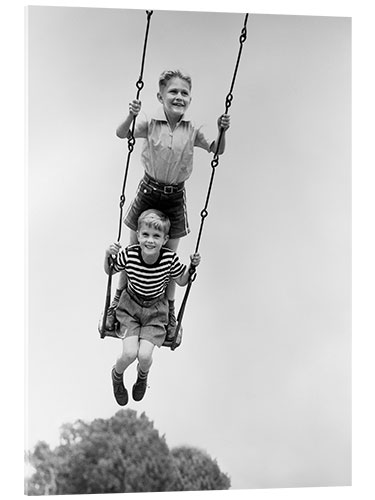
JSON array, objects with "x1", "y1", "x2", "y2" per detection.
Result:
[
  {"x1": 217, "y1": 114, "x2": 230, "y2": 131},
  {"x1": 189, "y1": 252, "x2": 201, "y2": 268},
  {"x1": 129, "y1": 99, "x2": 141, "y2": 117},
  {"x1": 106, "y1": 242, "x2": 122, "y2": 258}
]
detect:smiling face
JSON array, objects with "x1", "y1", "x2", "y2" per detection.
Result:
[
  {"x1": 157, "y1": 77, "x2": 192, "y2": 124},
  {"x1": 137, "y1": 222, "x2": 169, "y2": 263}
]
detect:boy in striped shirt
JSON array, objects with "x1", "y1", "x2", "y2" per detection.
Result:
[{"x1": 105, "y1": 209, "x2": 200, "y2": 406}]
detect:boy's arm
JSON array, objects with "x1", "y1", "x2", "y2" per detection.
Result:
[
  {"x1": 104, "y1": 242, "x2": 122, "y2": 275},
  {"x1": 210, "y1": 114, "x2": 231, "y2": 155},
  {"x1": 116, "y1": 99, "x2": 141, "y2": 138},
  {"x1": 174, "y1": 253, "x2": 201, "y2": 287}
]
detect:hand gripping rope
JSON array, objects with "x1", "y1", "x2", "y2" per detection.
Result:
[
  {"x1": 100, "y1": 11, "x2": 153, "y2": 337},
  {"x1": 170, "y1": 13, "x2": 249, "y2": 350}
]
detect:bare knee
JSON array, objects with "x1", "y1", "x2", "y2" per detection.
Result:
[
  {"x1": 129, "y1": 230, "x2": 138, "y2": 245},
  {"x1": 137, "y1": 349, "x2": 153, "y2": 369},
  {"x1": 118, "y1": 342, "x2": 138, "y2": 367},
  {"x1": 137, "y1": 341, "x2": 154, "y2": 371},
  {"x1": 166, "y1": 238, "x2": 180, "y2": 251}
]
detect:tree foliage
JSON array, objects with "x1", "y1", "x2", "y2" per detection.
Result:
[
  {"x1": 172, "y1": 446, "x2": 231, "y2": 491},
  {"x1": 26, "y1": 409, "x2": 231, "y2": 495}
]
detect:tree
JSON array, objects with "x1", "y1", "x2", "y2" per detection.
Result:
[
  {"x1": 26, "y1": 409, "x2": 230, "y2": 494},
  {"x1": 171, "y1": 446, "x2": 231, "y2": 491},
  {"x1": 25, "y1": 441, "x2": 61, "y2": 495}
]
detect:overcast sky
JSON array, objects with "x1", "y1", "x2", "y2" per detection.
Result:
[{"x1": 23, "y1": 5, "x2": 354, "y2": 491}]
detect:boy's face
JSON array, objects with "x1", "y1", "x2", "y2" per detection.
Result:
[
  {"x1": 157, "y1": 77, "x2": 192, "y2": 121},
  {"x1": 137, "y1": 223, "x2": 168, "y2": 261}
]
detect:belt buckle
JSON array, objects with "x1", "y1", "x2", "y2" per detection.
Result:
[{"x1": 163, "y1": 185, "x2": 174, "y2": 194}]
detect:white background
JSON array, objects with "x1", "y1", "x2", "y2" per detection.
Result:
[{"x1": 26, "y1": 4, "x2": 351, "y2": 491}]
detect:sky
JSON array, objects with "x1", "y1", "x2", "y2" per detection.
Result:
[
  {"x1": 23, "y1": 4, "x2": 355, "y2": 492},
  {"x1": 1, "y1": 1, "x2": 374, "y2": 500}
]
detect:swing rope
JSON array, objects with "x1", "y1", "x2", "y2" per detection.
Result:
[
  {"x1": 100, "y1": 10, "x2": 153, "y2": 337},
  {"x1": 116, "y1": 10, "x2": 153, "y2": 243},
  {"x1": 171, "y1": 13, "x2": 249, "y2": 350}
]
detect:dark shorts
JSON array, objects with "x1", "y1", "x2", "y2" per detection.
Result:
[
  {"x1": 124, "y1": 174, "x2": 190, "y2": 239},
  {"x1": 115, "y1": 289, "x2": 168, "y2": 347}
]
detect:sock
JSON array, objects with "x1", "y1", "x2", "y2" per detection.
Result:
[
  {"x1": 112, "y1": 368, "x2": 123, "y2": 382},
  {"x1": 138, "y1": 367, "x2": 148, "y2": 380},
  {"x1": 167, "y1": 300, "x2": 177, "y2": 333}
]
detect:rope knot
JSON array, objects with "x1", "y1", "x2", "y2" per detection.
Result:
[
  {"x1": 136, "y1": 80, "x2": 144, "y2": 91},
  {"x1": 225, "y1": 93, "x2": 234, "y2": 111},
  {"x1": 240, "y1": 28, "x2": 247, "y2": 44},
  {"x1": 211, "y1": 157, "x2": 219, "y2": 169}
]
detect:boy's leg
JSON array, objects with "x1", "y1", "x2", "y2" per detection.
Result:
[
  {"x1": 129, "y1": 229, "x2": 138, "y2": 245},
  {"x1": 132, "y1": 339, "x2": 155, "y2": 401},
  {"x1": 115, "y1": 335, "x2": 139, "y2": 372},
  {"x1": 165, "y1": 238, "x2": 180, "y2": 338},
  {"x1": 112, "y1": 336, "x2": 139, "y2": 406},
  {"x1": 106, "y1": 277, "x2": 126, "y2": 330}
]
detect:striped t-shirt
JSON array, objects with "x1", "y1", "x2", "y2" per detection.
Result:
[{"x1": 113, "y1": 244, "x2": 186, "y2": 299}]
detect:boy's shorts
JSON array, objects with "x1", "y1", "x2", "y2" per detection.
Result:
[
  {"x1": 124, "y1": 173, "x2": 190, "y2": 239},
  {"x1": 115, "y1": 288, "x2": 168, "y2": 347}
]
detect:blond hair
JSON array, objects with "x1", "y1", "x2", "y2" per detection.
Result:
[
  {"x1": 158, "y1": 70, "x2": 192, "y2": 91},
  {"x1": 137, "y1": 209, "x2": 171, "y2": 236}
]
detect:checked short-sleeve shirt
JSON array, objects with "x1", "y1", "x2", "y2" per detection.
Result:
[{"x1": 133, "y1": 107, "x2": 214, "y2": 185}]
